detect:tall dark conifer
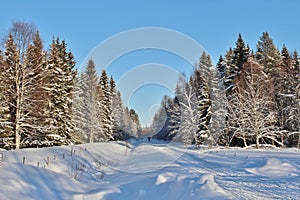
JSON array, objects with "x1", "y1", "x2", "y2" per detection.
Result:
[
  {"x1": 256, "y1": 32, "x2": 281, "y2": 75},
  {"x1": 45, "y1": 38, "x2": 76, "y2": 144},
  {"x1": 23, "y1": 32, "x2": 48, "y2": 144},
  {"x1": 0, "y1": 49, "x2": 11, "y2": 141},
  {"x1": 98, "y1": 70, "x2": 114, "y2": 141},
  {"x1": 224, "y1": 34, "x2": 250, "y2": 95}
]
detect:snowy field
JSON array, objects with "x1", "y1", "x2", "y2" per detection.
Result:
[{"x1": 0, "y1": 139, "x2": 300, "y2": 200}]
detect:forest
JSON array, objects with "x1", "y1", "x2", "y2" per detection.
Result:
[
  {"x1": 0, "y1": 22, "x2": 299, "y2": 149},
  {"x1": 0, "y1": 22, "x2": 141, "y2": 149},
  {"x1": 152, "y1": 33, "x2": 300, "y2": 149}
]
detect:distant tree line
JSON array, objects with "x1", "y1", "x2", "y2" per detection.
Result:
[
  {"x1": 73, "y1": 59, "x2": 141, "y2": 144},
  {"x1": 152, "y1": 32, "x2": 300, "y2": 149},
  {"x1": 0, "y1": 22, "x2": 141, "y2": 149}
]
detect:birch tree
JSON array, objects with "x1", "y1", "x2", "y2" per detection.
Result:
[
  {"x1": 7, "y1": 21, "x2": 37, "y2": 63},
  {"x1": 3, "y1": 34, "x2": 22, "y2": 149},
  {"x1": 173, "y1": 76, "x2": 198, "y2": 144},
  {"x1": 227, "y1": 58, "x2": 281, "y2": 148}
]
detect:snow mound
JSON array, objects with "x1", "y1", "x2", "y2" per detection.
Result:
[
  {"x1": 247, "y1": 158, "x2": 298, "y2": 177},
  {"x1": 197, "y1": 174, "x2": 227, "y2": 196},
  {"x1": 155, "y1": 172, "x2": 176, "y2": 185},
  {"x1": 0, "y1": 163, "x2": 85, "y2": 200}
]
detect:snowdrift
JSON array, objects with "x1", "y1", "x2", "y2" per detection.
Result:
[{"x1": 0, "y1": 139, "x2": 299, "y2": 199}]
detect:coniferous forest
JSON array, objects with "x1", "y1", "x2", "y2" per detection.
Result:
[
  {"x1": 152, "y1": 33, "x2": 300, "y2": 149},
  {"x1": 0, "y1": 22, "x2": 141, "y2": 149},
  {"x1": 0, "y1": 22, "x2": 299, "y2": 149}
]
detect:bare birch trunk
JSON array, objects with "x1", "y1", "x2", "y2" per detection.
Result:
[{"x1": 15, "y1": 68, "x2": 21, "y2": 149}]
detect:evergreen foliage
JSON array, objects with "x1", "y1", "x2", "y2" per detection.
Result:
[
  {"x1": 45, "y1": 38, "x2": 76, "y2": 145},
  {"x1": 0, "y1": 22, "x2": 299, "y2": 149},
  {"x1": 152, "y1": 32, "x2": 300, "y2": 149}
]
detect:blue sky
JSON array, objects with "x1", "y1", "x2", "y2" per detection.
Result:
[{"x1": 1, "y1": 0, "x2": 300, "y2": 126}]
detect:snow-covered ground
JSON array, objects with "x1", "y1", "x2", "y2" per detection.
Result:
[{"x1": 0, "y1": 139, "x2": 299, "y2": 200}]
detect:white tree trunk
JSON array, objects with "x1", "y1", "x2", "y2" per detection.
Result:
[{"x1": 15, "y1": 68, "x2": 21, "y2": 149}]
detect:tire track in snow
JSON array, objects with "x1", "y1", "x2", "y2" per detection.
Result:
[{"x1": 174, "y1": 148, "x2": 300, "y2": 200}]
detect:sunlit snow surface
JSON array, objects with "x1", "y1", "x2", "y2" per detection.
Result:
[{"x1": 0, "y1": 139, "x2": 299, "y2": 199}]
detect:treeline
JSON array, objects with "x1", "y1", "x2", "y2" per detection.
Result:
[
  {"x1": 73, "y1": 59, "x2": 141, "y2": 144},
  {"x1": 152, "y1": 32, "x2": 300, "y2": 148},
  {"x1": 0, "y1": 22, "x2": 141, "y2": 149}
]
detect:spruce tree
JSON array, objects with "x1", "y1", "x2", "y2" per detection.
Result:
[
  {"x1": 274, "y1": 45, "x2": 293, "y2": 139},
  {"x1": 151, "y1": 96, "x2": 169, "y2": 138},
  {"x1": 22, "y1": 32, "x2": 48, "y2": 145},
  {"x1": 193, "y1": 52, "x2": 212, "y2": 145},
  {"x1": 1, "y1": 31, "x2": 48, "y2": 148},
  {"x1": 153, "y1": 89, "x2": 182, "y2": 141},
  {"x1": 111, "y1": 91, "x2": 125, "y2": 139},
  {"x1": 98, "y1": 70, "x2": 114, "y2": 141},
  {"x1": 278, "y1": 47, "x2": 300, "y2": 146},
  {"x1": 82, "y1": 59, "x2": 101, "y2": 143},
  {"x1": 45, "y1": 38, "x2": 76, "y2": 144},
  {"x1": 225, "y1": 47, "x2": 233, "y2": 65},
  {"x1": 123, "y1": 106, "x2": 140, "y2": 137},
  {"x1": 0, "y1": 49, "x2": 11, "y2": 143},
  {"x1": 109, "y1": 76, "x2": 117, "y2": 138},
  {"x1": 296, "y1": 52, "x2": 300, "y2": 148},
  {"x1": 293, "y1": 50, "x2": 300, "y2": 72},
  {"x1": 72, "y1": 72, "x2": 87, "y2": 143},
  {"x1": 165, "y1": 96, "x2": 181, "y2": 140},
  {"x1": 224, "y1": 34, "x2": 250, "y2": 95},
  {"x1": 216, "y1": 55, "x2": 226, "y2": 80},
  {"x1": 3, "y1": 34, "x2": 22, "y2": 149},
  {"x1": 256, "y1": 32, "x2": 281, "y2": 74},
  {"x1": 129, "y1": 109, "x2": 141, "y2": 137}
]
